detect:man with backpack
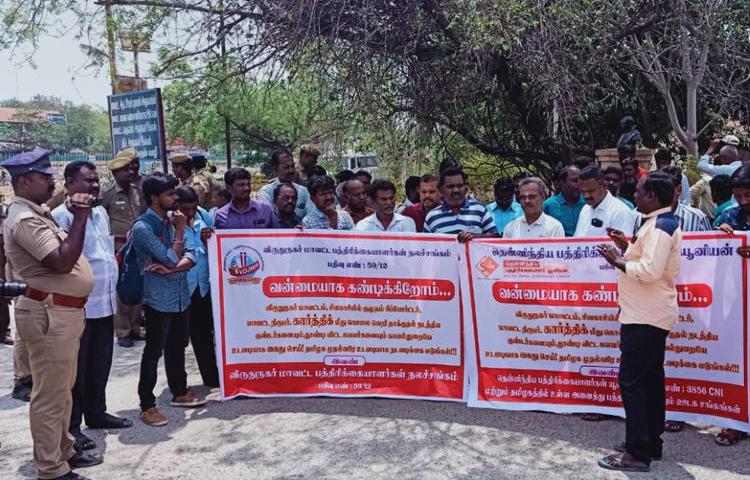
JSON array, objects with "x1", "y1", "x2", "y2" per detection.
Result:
[{"x1": 126, "y1": 173, "x2": 207, "y2": 427}]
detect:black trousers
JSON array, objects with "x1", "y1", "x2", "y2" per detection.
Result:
[
  {"x1": 70, "y1": 316, "x2": 114, "y2": 433},
  {"x1": 188, "y1": 289, "x2": 220, "y2": 388},
  {"x1": 0, "y1": 300, "x2": 10, "y2": 336},
  {"x1": 619, "y1": 323, "x2": 669, "y2": 463},
  {"x1": 138, "y1": 306, "x2": 188, "y2": 410}
]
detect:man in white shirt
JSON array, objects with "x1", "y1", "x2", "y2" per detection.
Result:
[
  {"x1": 258, "y1": 149, "x2": 313, "y2": 219},
  {"x1": 356, "y1": 179, "x2": 417, "y2": 232},
  {"x1": 698, "y1": 135, "x2": 742, "y2": 178},
  {"x1": 52, "y1": 161, "x2": 132, "y2": 454},
  {"x1": 503, "y1": 177, "x2": 564, "y2": 239},
  {"x1": 574, "y1": 166, "x2": 636, "y2": 238}
]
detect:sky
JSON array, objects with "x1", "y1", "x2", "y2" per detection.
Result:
[{"x1": 0, "y1": 13, "x2": 159, "y2": 109}]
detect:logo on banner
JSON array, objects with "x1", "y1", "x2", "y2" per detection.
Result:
[
  {"x1": 223, "y1": 245, "x2": 264, "y2": 284},
  {"x1": 476, "y1": 256, "x2": 499, "y2": 277}
]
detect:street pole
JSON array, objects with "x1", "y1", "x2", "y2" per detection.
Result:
[
  {"x1": 105, "y1": 4, "x2": 118, "y2": 93},
  {"x1": 220, "y1": 1, "x2": 232, "y2": 169}
]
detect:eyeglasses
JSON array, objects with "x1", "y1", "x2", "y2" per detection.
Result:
[{"x1": 591, "y1": 218, "x2": 603, "y2": 228}]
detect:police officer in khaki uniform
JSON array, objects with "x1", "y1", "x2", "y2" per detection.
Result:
[
  {"x1": 170, "y1": 153, "x2": 210, "y2": 208},
  {"x1": 2, "y1": 149, "x2": 102, "y2": 480},
  {"x1": 190, "y1": 152, "x2": 220, "y2": 208},
  {"x1": 114, "y1": 147, "x2": 147, "y2": 211},
  {"x1": 101, "y1": 156, "x2": 145, "y2": 347}
]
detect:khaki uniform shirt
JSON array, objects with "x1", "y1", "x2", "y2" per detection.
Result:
[
  {"x1": 182, "y1": 173, "x2": 210, "y2": 208},
  {"x1": 196, "y1": 168, "x2": 221, "y2": 209},
  {"x1": 101, "y1": 182, "x2": 142, "y2": 239},
  {"x1": 3, "y1": 196, "x2": 93, "y2": 298},
  {"x1": 690, "y1": 175, "x2": 717, "y2": 220}
]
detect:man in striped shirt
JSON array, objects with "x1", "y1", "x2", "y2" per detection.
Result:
[{"x1": 423, "y1": 168, "x2": 498, "y2": 241}]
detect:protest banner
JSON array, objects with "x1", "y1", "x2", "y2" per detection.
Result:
[
  {"x1": 461, "y1": 233, "x2": 749, "y2": 431},
  {"x1": 208, "y1": 230, "x2": 465, "y2": 401}
]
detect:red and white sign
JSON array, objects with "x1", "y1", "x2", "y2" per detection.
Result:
[
  {"x1": 208, "y1": 230, "x2": 465, "y2": 401},
  {"x1": 461, "y1": 233, "x2": 750, "y2": 431}
]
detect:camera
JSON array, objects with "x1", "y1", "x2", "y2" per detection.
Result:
[{"x1": 0, "y1": 281, "x2": 28, "y2": 298}]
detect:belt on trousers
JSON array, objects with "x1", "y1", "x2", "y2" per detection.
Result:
[{"x1": 24, "y1": 287, "x2": 88, "y2": 309}]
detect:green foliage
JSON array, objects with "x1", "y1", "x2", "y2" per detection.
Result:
[{"x1": 0, "y1": 96, "x2": 112, "y2": 153}]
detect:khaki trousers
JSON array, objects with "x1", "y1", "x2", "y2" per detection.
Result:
[
  {"x1": 114, "y1": 295, "x2": 141, "y2": 339},
  {"x1": 15, "y1": 296, "x2": 85, "y2": 479},
  {"x1": 13, "y1": 329, "x2": 31, "y2": 382}
]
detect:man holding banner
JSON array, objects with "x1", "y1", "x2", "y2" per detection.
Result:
[{"x1": 597, "y1": 171, "x2": 682, "y2": 472}]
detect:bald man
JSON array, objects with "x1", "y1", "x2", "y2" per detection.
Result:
[{"x1": 698, "y1": 138, "x2": 742, "y2": 177}]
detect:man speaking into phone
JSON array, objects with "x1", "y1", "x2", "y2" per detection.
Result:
[{"x1": 597, "y1": 171, "x2": 682, "y2": 472}]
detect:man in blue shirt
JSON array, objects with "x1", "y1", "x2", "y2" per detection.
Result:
[
  {"x1": 176, "y1": 186, "x2": 219, "y2": 389},
  {"x1": 132, "y1": 173, "x2": 206, "y2": 427},
  {"x1": 542, "y1": 165, "x2": 585, "y2": 236},
  {"x1": 486, "y1": 177, "x2": 522, "y2": 234},
  {"x1": 698, "y1": 136, "x2": 742, "y2": 177}
]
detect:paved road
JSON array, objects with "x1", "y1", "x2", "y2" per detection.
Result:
[{"x1": 1, "y1": 341, "x2": 750, "y2": 480}]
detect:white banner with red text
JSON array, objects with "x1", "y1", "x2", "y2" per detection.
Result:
[
  {"x1": 208, "y1": 230, "x2": 465, "y2": 401},
  {"x1": 461, "y1": 233, "x2": 750, "y2": 431}
]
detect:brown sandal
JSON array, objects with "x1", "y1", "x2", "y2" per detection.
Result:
[{"x1": 715, "y1": 429, "x2": 748, "y2": 446}]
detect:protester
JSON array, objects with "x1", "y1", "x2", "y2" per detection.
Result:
[
  {"x1": 660, "y1": 166, "x2": 711, "y2": 232},
  {"x1": 342, "y1": 179, "x2": 374, "y2": 224},
  {"x1": 542, "y1": 165, "x2": 585, "y2": 237},
  {"x1": 296, "y1": 144, "x2": 321, "y2": 186},
  {"x1": 574, "y1": 166, "x2": 636, "y2": 238},
  {"x1": 2, "y1": 149, "x2": 102, "y2": 478},
  {"x1": 698, "y1": 135, "x2": 742, "y2": 177},
  {"x1": 52, "y1": 161, "x2": 132, "y2": 453},
  {"x1": 486, "y1": 177, "x2": 523, "y2": 234},
  {"x1": 712, "y1": 167, "x2": 750, "y2": 446},
  {"x1": 710, "y1": 175, "x2": 734, "y2": 225},
  {"x1": 334, "y1": 170, "x2": 355, "y2": 208},
  {"x1": 503, "y1": 177, "x2": 564, "y2": 239},
  {"x1": 133, "y1": 173, "x2": 206, "y2": 428},
  {"x1": 273, "y1": 182, "x2": 301, "y2": 228},
  {"x1": 512, "y1": 172, "x2": 531, "y2": 199},
  {"x1": 101, "y1": 155, "x2": 145, "y2": 348},
  {"x1": 397, "y1": 176, "x2": 421, "y2": 213},
  {"x1": 654, "y1": 148, "x2": 690, "y2": 204},
  {"x1": 176, "y1": 186, "x2": 220, "y2": 390},
  {"x1": 597, "y1": 171, "x2": 682, "y2": 472},
  {"x1": 690, "y1": 173, "x2": 718, "y2": 220},
  {"x1": 617, "y1": 144, "x2": 647, "y2": 179},
  {"x1": 258, "y1": 150, "x2": 312, "y2": 220},
  {"x1": 355, "y1": 179, "x2": 416, "y2": 232},
  {"x1": 209, "y1": 187, "x2": 232, "y2": 222},
  {"x1": 402, "y1": 174, "x2": 441, "y2": 233},
  {"x1": 423, "y1": 168, "x2": 498, "y2": 242},
  {"x1": 170, "y1": 152, "x2": 211, "y2": 208},
  {"x1": 619, "y1": 157, "x2": 639, "y2": 203},
  {"x1": 602, "y1": 166, "x2": 635, "y2": 209},
  {"x1": 354, "y1": 170, "x2": 373, "y2": 193},
  {"x1": 214, "y1": 168, "x2": 279, "y2": 229},
  {"x1": 302, "y1": 175, "x2": 355, "y2": 230}
]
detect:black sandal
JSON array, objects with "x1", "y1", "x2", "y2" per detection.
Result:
[
  {"x1": 715, "y1": 429, "x2": 748, "y2": 446},
  {"x1": 598, "y1": 453, "x2": 650, "y2": 472}
]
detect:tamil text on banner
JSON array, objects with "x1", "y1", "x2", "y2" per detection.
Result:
[
  {"x1": 461, "y1": 233, "x2": 749, "y2": 431},
  {"x1": 208, "y1": 230, "x2": 465, "y2": 401}
]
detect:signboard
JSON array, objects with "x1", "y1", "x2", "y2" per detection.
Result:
[
  {"x1": 107, "y1": 88, "x2": 167, "y2": 172},
  {"x1": 208, "y1": 230, "x2": 466, "y2": 402},
  {"x1": 461, "y1": 233, "x2": 750, "y2": 431}
]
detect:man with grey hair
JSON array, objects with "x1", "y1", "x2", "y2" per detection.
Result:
[
  {"x1": 698, "y1": 135, "x2": 742, "y2": 177},
  {"x1": 503, "y1": 177, "x2": 565, "y2": 239}
]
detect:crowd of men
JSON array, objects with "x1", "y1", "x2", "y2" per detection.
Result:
[{"x1": 1, "y1": 133, "x2": 749, "y2": 479}]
